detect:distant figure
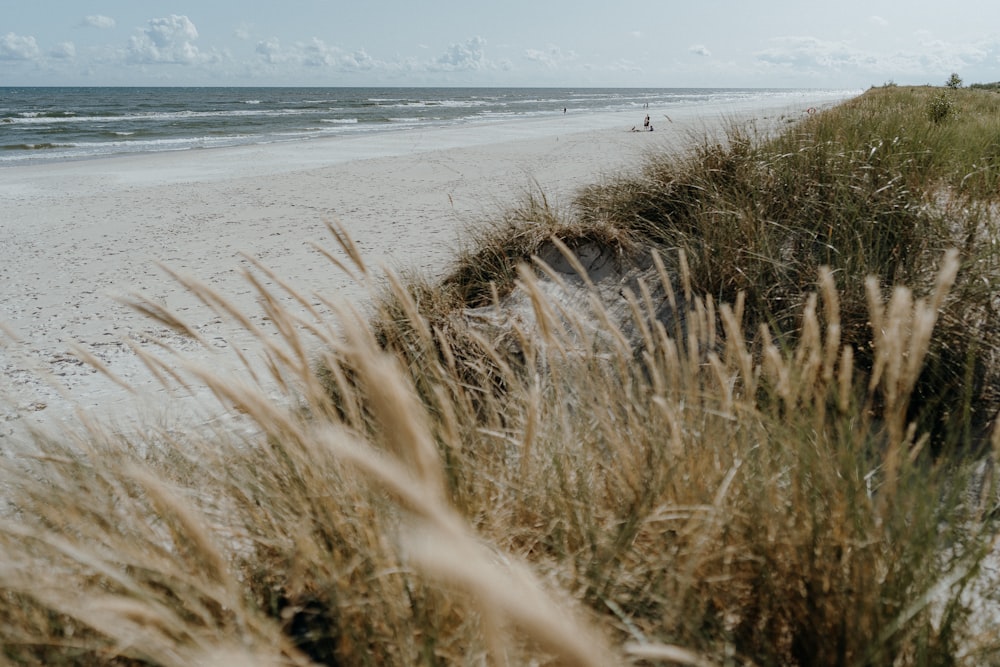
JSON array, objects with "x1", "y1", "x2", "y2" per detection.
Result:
[
  {"x1": 643, "y1": 114, "x2": 650, "y2": 131},
  {"x1": 563, "y1": 107, "x2": 567, "y2": 113}
]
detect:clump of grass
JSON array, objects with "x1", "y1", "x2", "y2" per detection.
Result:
[
  {"x1": 573, "y1": 86, "x2": 1000, "y2": 447},
  {"x1": 4, "y1": 240, "x2": 997, "y2": 665},
  {"x1": 2, "y1": 86, "x2": 1000, "y2": 666}
]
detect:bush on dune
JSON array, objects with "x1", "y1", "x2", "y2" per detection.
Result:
[{"x1": 3, "y1": 86, "x2": 1000, "y2": 666}]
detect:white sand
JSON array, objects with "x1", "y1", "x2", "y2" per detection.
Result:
[{"x1": 0, "y1": 94, "x2": 853, "y2": 441}]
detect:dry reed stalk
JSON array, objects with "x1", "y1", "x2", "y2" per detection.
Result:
[
  {"x1": 719, "y1": 302, "x2": 754, "y2": 400},
  {"x1": 315, "y1": 218, "x2": 370, "y2": 282},
  {"x1": 838, "y1": 344, "x2": 855, "y2": 415},
  {"x1": 405, "y1": 524, "x2": 619, "y2": 667},
  {"x1": 549, "y1": 235, "x2": 599, "y2": 291},
  {"x1": 351, "y1": 346, "x2": 444, "y2": 496},
  {"x1": 127, "y1": 467, "x2": 229, "y2": 588},
  {"x1": 623, "y1": 285, "x2": 656, "y2": 354},
  {"x1": 314, "y1": 422, "x2": 619, "y2": 666},
  {"x1": 515, "y1": 264, "x2": 567, "y2": 355},
  {"x1": 862, "y1": 250, "x2": 960, "y2": 492},
  {"x1": 624, "y1": 641, "x2": 716, "y2": 667},
  {"x1": 795, "y1": 294, "x2": 823, "y2": 407},
  {"x1": 819, "y1": 265, "x2": 842, "y2": 386},
  {"x1": 520, "y1": 379, "x2": 541, "y2": 482},
  {"x1": 679, "y1": 247, "x2": 692, "y2": 304},
  {"x1": 761, "y1": 323, "x2": 792, "y2": 410}
]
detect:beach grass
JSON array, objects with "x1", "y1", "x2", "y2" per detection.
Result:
[{"x1": 3, "y1": 85, "x2": 1000, "y2": 665}]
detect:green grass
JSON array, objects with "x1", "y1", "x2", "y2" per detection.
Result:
[{"x1": 3, "y1": 85, "x2": 1000, "y2": 666}]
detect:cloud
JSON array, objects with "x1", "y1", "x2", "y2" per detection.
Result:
[
  {"x1": 255, "y1": 37, "x2": 378, "y2": 71},
  {"x1": 339, "y1": 49, "x2": 377, "y2": 71},
  {"x1": 757, "y1": 34, "x2": 1000, "y2": 80},
  {"x1": 82, "y1": 15, "x2": 116, "y2": 30},
  {"x1": 51, "y1": 42, "x2": 76, "y2": 59},
  {"x1": 431, "y1": 36, "x2": 488, "y2": 71},
  {"x1": 127, "y1": 15, "x2": 203, "y2": 64},
  {"x1": 911, "y1": 36, "x2": 993, "y2": 73},
  {"x1": 251, "y1": 34, "x2": 500, "y2": 81},
  {"x1": 255, "y1": 38, "x2": 284, "y2": 64},
  {"x1": 0, "y1": 33, "x2": 40, "y2": 61},
  {"x1": 301, "y1": 38, "x2": 349, "y2": 68},
  {"x1": 605, "y1": 59, "x2": 642, "y2": 73},
  {"x1": 869, "y1": 16, "x2": 888, "y2": 27},
  {"x1": 756, "y1": 36, "x2": 859, "y2": 69},
  {"x1": 524, "y1": 44, "x2": 578, "y2": 68},
  {"x1": 234, "y1": 24, "x2": 251, "y2": 41},
  {"x1": 690, "y1": 44, "x2": 712, "y2": 57}
]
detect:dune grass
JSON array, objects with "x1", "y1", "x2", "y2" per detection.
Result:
[{"x1": 3, "y1": 85, "x2": 1000, "y2": 665}]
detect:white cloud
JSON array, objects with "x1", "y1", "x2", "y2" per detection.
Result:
[
  {"x1": 431, "y1": 36, "x2": 488, "y2": 71},
  {"x1": 756, "y1": 34, "x2": 1000, "y2": 80},
  {"x1": 910, "y1": 37, "x2": 993, "y2": 74},
  {"x1": 82, "y1": 15, "x2": 116, "y2": 30},
  {"x1": 524, "y1": 44, "x2": 578, "y2": 68},
  {"x1": 869, "y1": 16, "x2": 888, "y2": 27},
  {"x1": 255, "y1": 38, "x2": 284, "y2": 64},
  {"x1": 756, "y1": 36, "x2": 858, "y2": 69},
  {"x1": 255, "y1": 37, "x2": 378, "y2": 71},
  {"x1": 340, "y1": 49, "x2": 376, "y2": 71},
  {"x1": 606, "y1": 59, "x2": 642, "y2": 73},
  {"x1": 0, "y1": 33, "x2": 40, "y2": 60},
  {"x1": 250, "y1": 34, "x2": 500, "y2": 80},
  {"x1": 127, "y1": 15, "x2": 202, "y2": 64},
  {"x1": 300, "y1": 38, "x2": 337, "y2": 67},
  {"x1": 51, "y1": 42, "x2": 76, "y2": 59},
  {"x1": 234, "y1": 24, "x2": 251, "y2": 41},
  {"x1": 690, "y1": 44, "x2": 711, "y2": 57},
  {"x1": 302, "y1": 38, "x2": 351, "y2": 67}
]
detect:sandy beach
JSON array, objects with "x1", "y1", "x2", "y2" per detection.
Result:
[{"x1": 0, "y1": 95, "x2": 851, "y2": 440}]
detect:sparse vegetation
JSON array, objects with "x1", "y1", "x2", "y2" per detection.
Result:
[{"x1": 3, "y1": 85, "x2": 1000, "y2": 665}]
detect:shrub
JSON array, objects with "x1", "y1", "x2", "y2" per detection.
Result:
[{"x1": 929, "y1": 91, "x2": 955, "y2": 123}]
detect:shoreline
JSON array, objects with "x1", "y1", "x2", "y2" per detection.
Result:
[
  {"x1": 0, "y1": 93, "x2": 855, "y2": 442},
  {"x1": 1, "y1": 87, "x2": 858, "y2": 171},
  {"x1": 0, "y1": 90, "x2": 858, "y2": 188}
]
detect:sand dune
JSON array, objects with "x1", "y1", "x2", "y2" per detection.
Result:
[{"x1": 0, "y1": 97, "x2": 846, "y2": 440}]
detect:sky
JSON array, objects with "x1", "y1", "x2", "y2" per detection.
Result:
[{"x1": 3, "y1": 1, "x2": 1000, "y2": 88}]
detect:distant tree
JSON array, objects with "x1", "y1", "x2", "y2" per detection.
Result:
[{"x1": 946, "y1": 72, "x2": 963, "y2": 89}]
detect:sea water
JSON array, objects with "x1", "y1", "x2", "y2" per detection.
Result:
[{"x1": 0, "y1": 87, "x2": 854, "y2": 165}]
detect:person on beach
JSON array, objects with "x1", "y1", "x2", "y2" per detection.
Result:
[{"x1": 631, "y1": 114, "x2": 654, "y2": 132}]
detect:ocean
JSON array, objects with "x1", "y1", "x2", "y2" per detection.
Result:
[{"x1": 0, "y1": 87, "x2": 853, "y2": 165}]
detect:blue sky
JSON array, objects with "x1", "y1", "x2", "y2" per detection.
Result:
[{"x1": 3, "y1": 1, "x2": 999, "y2": 87}]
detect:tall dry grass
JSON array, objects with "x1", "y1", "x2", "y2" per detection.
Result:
[
  {"x1": 573, "y1": 86, "x2": 1000, "y2": 449},
  {"x1": 1, "y1": 86, "x2": 1000, "y2": 665}
]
